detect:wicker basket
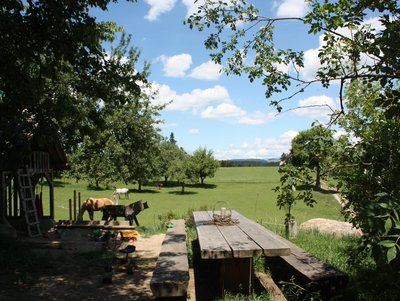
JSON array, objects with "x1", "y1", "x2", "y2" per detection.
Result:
[{"x1": 211, "y1": 201, "x2": 238, "y2": 226}]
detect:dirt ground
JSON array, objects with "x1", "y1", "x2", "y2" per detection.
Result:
[{"x1": 0, "y1": 229, "x2": 201, "y2": 301}]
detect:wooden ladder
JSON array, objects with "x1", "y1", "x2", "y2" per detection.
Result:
[{"x1": 17, "y1": 171, "x2": 41, "y2": 237}]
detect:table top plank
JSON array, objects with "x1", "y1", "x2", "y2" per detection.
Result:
[
  {"x1": 193, "y1": 210, "x2": 291, "y2": 259},
  {"x1": 193, "y1": 211, "x2": 232, "y2": 259},
  {"x1": 231, "y1": 211, "x2": 291, "y2": 256},
  {"x1": 216, "y1": 218, "x2": 263, "y2": 258}
]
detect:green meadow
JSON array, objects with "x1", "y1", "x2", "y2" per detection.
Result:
[{"x1": 42, "y1": 166, "x2": 343, "y2": 229}]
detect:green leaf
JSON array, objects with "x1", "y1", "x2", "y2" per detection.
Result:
[
  {"x1": 384, "y1": 218, "x2": 392, "y2": 234},
  {"x1": 379, "y1": 203, "x2": 390, "y2": 209},
  {"x1": 378, "y1": 240, "x2": 396, "y2": 248},
  {"x1": 387, "y1": 246, "x2": 397, "y2": 263}
]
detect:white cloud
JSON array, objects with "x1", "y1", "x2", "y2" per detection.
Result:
[
  {"x1": 276, "y1": 0, "x2": 308, "y2": 18},
  {"x1": 214, "y1": 130, "x2": 298, "y2": 160},
  {"x1": 189, "y1": 60, "x2": 222, "y2": 80},
  {"x1": 181, "y1": 0, "x2": 204, "y2": 17},
  {"x1": 293, "y1": 95, "x2": 338, "y2": 119},
  {"x1": 189, "y1": 128, "x2": 199, "y2": 134},
  {"x1": 150, "y1": 82, "x2": 276, "y2": 124},
  {"x1": 300, "y1": 48, "x2": 320, "y2": 81},
  {"x1": 238, "y1": 111, "x2": 276, "y2": 125},
  {"x1": 157, "y1": 53, "x2": 193, "y2": 77},
  {"x1": 150, "y1": 83, "x2": 231, "y2": 112},
  {"x1": 144, "y1": 0, "x2": 177, "y2": 21},
  {"x1": 200, "y1": 103, "x2": 246, "y2": 119}
]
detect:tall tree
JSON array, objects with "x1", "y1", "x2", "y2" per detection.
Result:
[
  {"x1": 290, "y1": 124, "x2": 335, "y2": 189},
  {"x1": 157, "y1": 136, "x2": 186, "y2": 185},
  {"x1": 0, "y1": 0, "x2": 142, "y2": 152},
  {"x1": 335, "y1": 80, "x2": 400, "y2": 267},
  {"x1": 62, "y1": 33, "x2": 162, "y2": 190}
]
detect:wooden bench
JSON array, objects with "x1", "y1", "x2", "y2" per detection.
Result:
[
  {"x1": 266, "y1": 230, "x2": 348, "y2": 297},
  {"x1": 150, "y1": 219, "x2": 190, "y2": 299}
]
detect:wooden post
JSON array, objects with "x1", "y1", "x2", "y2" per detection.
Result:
[
  {"x1": 285, "y1": 220, "x2": 297, "y2": 238},
  {"x1": 220, "y1": 258, "x2": 253, "y2": 295},
  {"x1": 73, "y1": 190, "x2": 76, "y2": 221},
  {"x1": 69, "y1": 198, "x2": 72, "y2": 221},
  {"x1": 78, "y1": 192, "x2": 81, "y2": 221},
  {"x1": 49, "y1": 172, "x2": 55, "y2": 219}
]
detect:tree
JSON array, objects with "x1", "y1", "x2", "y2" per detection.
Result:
[
  {"x1": 170, "y1": 154, "x2": 197, "y2": 194},
  {"x1": 67, "y1": 135, "x2": 116, "y2": 189},
  {"x1": 290, "y1": 124, "x2": 335, "y2": 189},
  {"x1": 334, "y1": 80, "x2": 400, "y2": 267},
  {"x1": 186, "y1": 0, "x2": 400, "y2": 118},
  {"x1": 0, "y1": 0, "x2": 144, "y2": 153},
  {"x1": 0, "y1": 1, "x2": 166, "y2": 193},
  {"x1": 273, "y1": 164, "x2": 315, "y2": 234},
  {"x1": 157, "y1": 135, "x2": 187, "y2": 185},
  {"x1": 62, "y1": 34, "x2": 162, "y2": 190},
  {"x1": 169, "y1": 132, "x2": 177, "y2": 145},
  {"x1": 190, "y1": 147, "x2": 219, "y2": 185},
  {"x1": 105, "y1": 97, "x2": 162, "y2": 192}
]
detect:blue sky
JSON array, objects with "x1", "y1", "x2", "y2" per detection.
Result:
[{"x1": 92, "y1": 0, "x2": 380, "y2": 160}]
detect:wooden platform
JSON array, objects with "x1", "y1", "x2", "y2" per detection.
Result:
[
  {"x1": 150, "y1": 219, "x2": 189, "y2": 298},
  {"x1": 55, "y1": 220, "x2": 136, "y2": 230}
]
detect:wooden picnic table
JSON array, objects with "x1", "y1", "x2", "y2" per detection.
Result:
[{"x1": 193, "y1": 210, "x2": 290, "y2": 294}]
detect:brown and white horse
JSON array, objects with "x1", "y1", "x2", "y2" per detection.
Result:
[{"x1": 78, "y1": 197, "x2": 114, "y2": 221}]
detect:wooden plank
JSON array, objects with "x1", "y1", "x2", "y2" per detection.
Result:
[
  {"x1": 255, "y1": 272, "x2": 287, "y2": 301},
  {"x1": 231, "y1": 211, "x2": 291, "y2": 256},
  {"x1": 213, "y1": 211, "x2": 262, "y2": 258},
  {"x1": 193, "y1": 211, "x2": 232, "y2": 259},
  {"x1": 55, "y1": 220, "x2": 136, "y2": 230},
  {"x1": 277, "y1": 238, "x2": 348, "y2": 281},
  {"x1": 150, "y1": 219, "x2": 189, "y2": 298}
]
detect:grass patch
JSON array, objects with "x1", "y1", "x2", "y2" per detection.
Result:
[
  {"x1": 46, "y1": 167, "x2": 341, "y2": 229},
  {"x1": 217, "y1": 291, "x2": 273, "y2": 301},
  {"x1": 287, "y1": 230, "x2": 400, "y2": 301}
]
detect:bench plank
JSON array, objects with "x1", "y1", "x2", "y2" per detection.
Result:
[
  {"x1": 150, "y1": 219, "x2": 189, "y2": 298},
  {"x1": 266, "y1": 232, "x2": 348, "y2": 295},
  {"x1": 231, "y1": 211, "x2": 291, "y2": 257},
  {"x1": 277, "y1": 238, "x2": 348, "y2": 282},
  {"x1": 193, "y1": 211, "x2": 231, "y2": 259}
]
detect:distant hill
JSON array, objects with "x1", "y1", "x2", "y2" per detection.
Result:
[{"x1": 219, "y1": 158, "x2": 280, "y2": 167}]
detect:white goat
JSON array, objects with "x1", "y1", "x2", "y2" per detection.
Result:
[{"x1": 113, "y1": 188, "x2": 129, "y2": 200}]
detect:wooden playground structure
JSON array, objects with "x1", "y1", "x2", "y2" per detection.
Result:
[{"x1": 0, "y1": 133, "x2": 69, "y2": 237}]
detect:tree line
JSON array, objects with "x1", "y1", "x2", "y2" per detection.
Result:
[{"x1": 66, "y1": 132, "x2": 219, "y2": 193}]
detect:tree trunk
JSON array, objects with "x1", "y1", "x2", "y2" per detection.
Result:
[
  {"x1": 138, "y1": 180, "x2": 142, "y2": 191},
  {"x1": 181, "y1": 182, "x2": 185, "y2": 194},
  {"x1": 200, "y1": 176, "x2": 204, "y2": 185},
  {"x1": 315, "y1": 164, "x2": 321, "y2": 189}
]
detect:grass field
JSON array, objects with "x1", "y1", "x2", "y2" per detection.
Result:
[{"x1": 39, "y1": 166, "x2": 342, "y2": 230}]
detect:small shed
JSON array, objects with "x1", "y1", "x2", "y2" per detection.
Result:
[{"x1": 0, "y1": 130, "x2": 68, "y2": 237}]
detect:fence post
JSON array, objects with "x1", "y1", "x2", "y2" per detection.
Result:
[
  {"x1": 73, "y1": 190, "x2": 77, "y2": 221},
  {"x1": 69, "y1": 198, "x2": 72, "y2": 221}
]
